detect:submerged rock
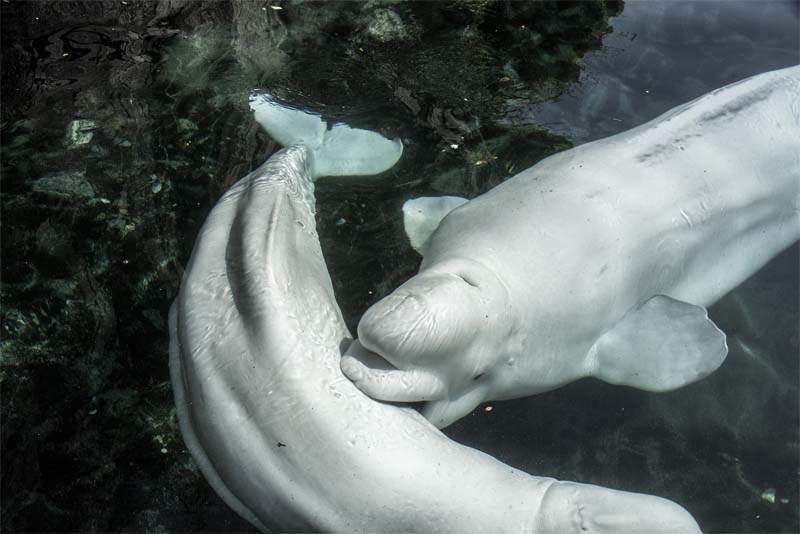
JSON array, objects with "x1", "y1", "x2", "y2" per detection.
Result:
[
  {"x1": 32, "y1": 171, "x2": 95, "y2": 202},
  {"x1": 176, "y1": 118, "x2": 198, "y2": 136},
  {"x1": 65, "y1": 119, "x2": 97, "y2": 146},
  {"x1": 366, "y1": 8, "x2": 408, "y2": 42}
]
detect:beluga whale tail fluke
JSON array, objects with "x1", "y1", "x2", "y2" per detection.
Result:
[
  {"x1": 249, "y1": 93, "x2": 403, "y2": 179},
  {"x1": 343, "y1": 65, "x2": 799, "y2": 429},
  {"x1": 170, "y1": 94, "x2": 702, "y2": 532}
]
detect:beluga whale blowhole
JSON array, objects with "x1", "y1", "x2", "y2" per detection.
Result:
[
  {"x1": 168, "y1": 93, "x2": 702, "y2": 531},
  {"x1": 342, "y1": 65, "x2": 800, "y2": 428}
]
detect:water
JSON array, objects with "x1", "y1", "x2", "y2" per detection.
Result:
[
  {"x1": 516, "y1": 1, "x2": 800, "y2": 143},
  {"x1": 1, "y1": 1, "x2": 797, "y2": 532}
]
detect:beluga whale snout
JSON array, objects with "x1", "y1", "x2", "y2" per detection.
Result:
[
  {"x1": 343, "y1": 65, "x2": 800, "y2": 429},
  {"x1": 169, "y1": 91, "x2": 703, "y2": 532},
  {"x1": 348, "y1": 257, "x2": 517, "y2": 407}
]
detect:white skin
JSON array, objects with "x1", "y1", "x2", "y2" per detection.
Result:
[
  {"x1": 341, "y1": 66, "x2": 800, "y2": 428},
  {"x1": 170, "y1": 145, "x2": 701, "y2": 533}
]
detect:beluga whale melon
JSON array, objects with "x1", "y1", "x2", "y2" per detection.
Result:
[
  {"x1": 169, "y1": 94, "x2": 701, "y2": 532},
  {"x1": 342, "y1": 65, "x2": 800, "y2": 428}
]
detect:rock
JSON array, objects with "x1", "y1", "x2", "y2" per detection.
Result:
[
  {"x1": 32, "y1": 171, "x2": 95, "y2": 202},
  {"x1": 35, "y1": 219, "x2": 73, "y2": 260},
  {"x1": 150, "y1": 175, "x2": 163, "y2": 194},
  {"x1": 65, "y1": 119, "x2": 97, "y2": 146},
  {"x1": 176, "y1": 118, "x2": 198, "y2": 135},
  {"x1": 366, "y1": 8, "x2": 408, "y2": 42}
]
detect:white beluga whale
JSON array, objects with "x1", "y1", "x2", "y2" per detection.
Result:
[
  {"x1": 341, "y1": 65, "x2": 800, "y2": 428},
  {"x1": 169, "y1": 94, "x2": 701, "y2": 532}
]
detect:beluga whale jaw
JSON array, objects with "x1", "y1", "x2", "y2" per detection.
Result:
[
  {"x1": 168, "y1": 95, "x2": 701, "y2": 532},
  {"x1": 343, "y1": 65, "x2": 800, "y2": 429}
]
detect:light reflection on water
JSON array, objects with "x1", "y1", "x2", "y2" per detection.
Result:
[{"x1": 510, "y1": 1, "x2": 799, "y2": 143}]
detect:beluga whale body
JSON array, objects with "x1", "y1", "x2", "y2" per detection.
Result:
[
  {"x1": 342, "y1": 65, "x2": 800, "y2": 428},
  {"x1": 169, "y1": 95, "x2": 701, "y2": 531}
]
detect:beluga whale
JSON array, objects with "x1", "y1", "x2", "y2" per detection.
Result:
[
  {"x1": 342, "y1": 65, "x2": 800, "y2": 428},
  {"x1": 168, "y1": 94, "x2": 702, "y2": 531}
]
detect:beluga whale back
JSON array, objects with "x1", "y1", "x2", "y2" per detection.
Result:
[
  {"x1": 169, "y1": 94, "x2": 701, "y2": 531},
  {"x1": 342, "y1": 65, "x2": 800, "y2": 428}
]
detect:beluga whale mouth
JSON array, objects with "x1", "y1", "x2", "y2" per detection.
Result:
[{"x1": 167, "y1": 93, "x2": 702, "y2": 532}]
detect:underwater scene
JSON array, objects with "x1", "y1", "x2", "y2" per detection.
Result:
[{"x1": 1, "y1": 1, "x2": 798, "y2": 532}]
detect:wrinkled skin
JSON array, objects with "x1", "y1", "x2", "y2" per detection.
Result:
[
  {"x1": 343, "y1": 256, "x2": 521, "y2": 415},
  {"x1": 342, "y1": 66, "x2": 800, "y2": 428}
]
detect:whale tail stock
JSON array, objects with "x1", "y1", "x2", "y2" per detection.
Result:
[{"x1": 249, "y1": 93, "x2": 403, "y2": 180}]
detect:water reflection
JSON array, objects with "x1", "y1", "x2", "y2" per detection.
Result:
[{"x1": 514, "y1": 1, "x2": 800, "y2": 142}]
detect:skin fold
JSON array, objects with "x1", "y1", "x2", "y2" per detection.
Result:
[{"x1": 342, "y1": 65, "x2": 800, "y2": 428}]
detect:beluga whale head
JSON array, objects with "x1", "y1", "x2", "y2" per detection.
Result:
[{"x1": 343, "y1": 222, "x2": 530, "y2": 429}]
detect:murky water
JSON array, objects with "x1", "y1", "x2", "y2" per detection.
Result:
[{"x1": 1, "y1": 1, "x2": 797, "y2": 532}]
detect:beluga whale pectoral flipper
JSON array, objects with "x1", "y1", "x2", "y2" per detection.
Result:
[
  {"x1": 169, "y1": 93, "x2": 702, "y2": 532},
  {"x1": 343, "y1": 65, "x2": 800, "y2": 428}
]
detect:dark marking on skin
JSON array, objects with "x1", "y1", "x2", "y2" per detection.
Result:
[
  {"x1": 636, "y1": 83, "x2": 776, "y2": 165},
  {"x1": 664, "y1": 74, "x2": 756, "y2": 122},
  {"x1": 698, "y1": 84, "x2": 776, "y2": 124},
  {"x1": 636, "y1": 132, "x2": 703, "y2": 164}
]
